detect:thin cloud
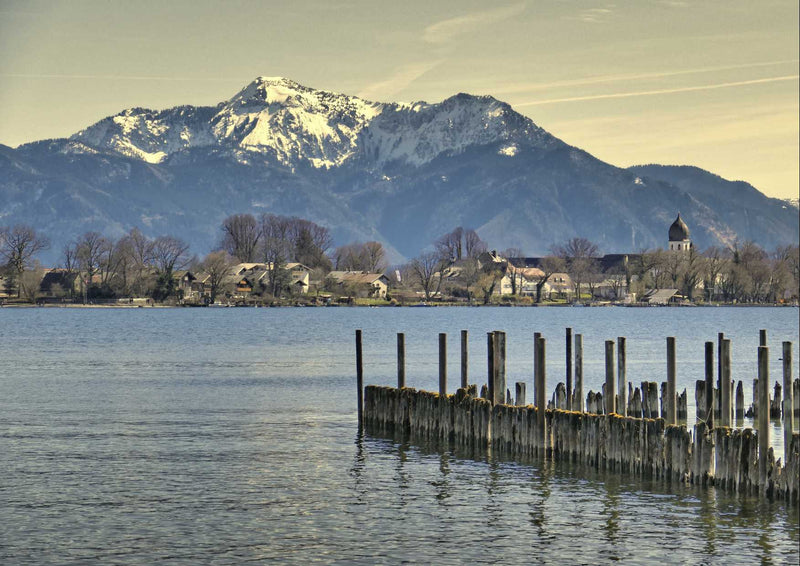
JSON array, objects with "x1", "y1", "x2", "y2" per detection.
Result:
[
  {"x1": 423, "y1": 3, "x2": 526, "y2": 45},
  {"x1": 516, "y1": 75, "x2": 799, "y2": 106},
  {"x1": 490, "y1": 59, "x2": 799, "y2": 95},
  {"x1": 1, "y1": 73, "x2": 245, "y2": 82},
  {"x1": 357, "y1": 60, "x2": 443, "y2": 101},
  {"x1": 578, "y1": 5, "x2": 616, "y2": 24}
]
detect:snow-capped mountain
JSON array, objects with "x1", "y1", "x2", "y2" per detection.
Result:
[
  {"x1": 2, "y1": 77, "x2": 797, "y2": 264},
  {"x1": 70, "y1": 77, "x2": 560, "y2": 170}
]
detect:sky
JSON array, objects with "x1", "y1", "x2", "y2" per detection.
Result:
[{"x1": 1, "y1": 0, "x2": 798, "y2": 200}]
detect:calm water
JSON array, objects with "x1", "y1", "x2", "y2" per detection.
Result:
[{"x1": 0, "y1": 306, "x2": 798, "y2": 564}]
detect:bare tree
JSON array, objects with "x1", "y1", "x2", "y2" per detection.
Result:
[
  {"x1": 410, "y1": 251, "x2": 447, "y2": 301},
  {"x1": 0, "y1": 225, "x2": 50, "y2": 297},
  {"x1": 75, "y1": 231, "x2": 109, "y2": 302},
  {"x1": 60, "y1": 242, "x2": 80, "y2": 298},
  {"x1": 362, "y1": 242, "x2": 386, "y2": 273},
  {"x1": 333, "y1": 241, "x2": 386, "y2": 272},
  {"x1": 151, "y1": 236, "x2": 190, "y2": 273},
  {"x1": 463, "y1": 229, "x2": 487, "y2": 259},
  {"x1": 221, "y1": 214, "x2": 261, "y2": 263},
  {"x1": 435, "y1": 227, "x2": 464, "y2": 261},
  {"x1": 531, "y1": 256, "x2": 565, "y2": 303},
  {"x1": 457, "y1": 257, "x2": 482, "y2": 304},
  {"x1": 260, "y1": 214, "x2": 293, "y2": 296},
  {"x1": 150, "y1": 235, "x2": 190, "y2": 301},
  {"x1": 501, "y1": 248, "x2": 524, "y2": 295},
  {"x1": 201, "y1": 250, "x2": 234, "y2": 303},
  {"x1": 125, "y1": 228, "x2": 155, "y2": 297},
  {"x1": 702, "y1": 246, "x2": 728, "y2": 301},
  {"x1": 553, "y1": 237, "x2": 600, "y2": 302}
]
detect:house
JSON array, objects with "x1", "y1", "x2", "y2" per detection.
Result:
[
  {"x1": 543, "y1": 273, "x2": 573, "y2": 300},
  {"x1": 172, "y1": 270, "x2": 198, "y2": 299},
  {"x1": 642, "y1": 288, "x2": 680, "y2": 305},
  {"x1": 39, "y1": 269, "x2": 80, "y2": 297},
  {"x1": 327, "y1": 271, "x2": 390, "y2": 298}
]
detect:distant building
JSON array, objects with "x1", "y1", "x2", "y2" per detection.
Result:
[
  {"x1": 668, "y1": 213, "x2": 692, "y2": 252},
  {"x1": 326, "y1": 271, "x2": 390, "y2": 298}
]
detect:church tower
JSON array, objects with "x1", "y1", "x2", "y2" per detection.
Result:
[{"x1": 668, "y1": 213, "x2": 691, "y2": 252}]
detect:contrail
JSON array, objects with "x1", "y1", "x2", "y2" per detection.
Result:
[
  {"x1": 491, "y1": 59, "x2": 799, "y2": 94},
  {"x1": 516, "y1": 75, "x2": 799, "y2": 106},
  {"x1": 0, "y1": 73, "x2": 244, "y2": 82}
]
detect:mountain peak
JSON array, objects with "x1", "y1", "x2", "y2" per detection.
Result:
[{"x1": 61, "y1": 77, "x2": 561, "y2": 169}]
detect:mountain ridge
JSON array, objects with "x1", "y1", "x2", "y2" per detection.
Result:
[{"x1": 2, "y1": 77, "x2": 797, "y2": 265}]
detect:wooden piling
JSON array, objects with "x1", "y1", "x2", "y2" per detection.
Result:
[
  {"x1": 720, "y1": 338, "x2": 731, "y2": 427},
  {"x1": 667, "y1": 337, "x2": 677, "y2": 425},
  {"x1": 516, "y1": 382, "x2": 527, "y2": 406},
  {"x1": 705, "y1": 341, "x2": 714, "y2": 429},
  {"x1": 397, "y1": 332, "x2": 406, "y2": 389},
  {"x1": 618, "y1": 336, "x2": 627, "y2": 417},
  {"x1": 535, "y1": 335, "x2": 547, "y2": 450},
  {"x1": 605, "y1": 340, "x2": 616, "y2": 415},
  {"x1": 439, "y1": 333, "x2": 447, "y2": 397},
  {"x1": 575, "y1": 333, "x2": 584, "y2": 413},
  {"x1": 717, "y1": 332, "x2": 724, "y2": 417},
  {"x1": 487, "y1": 331, "x2": 495, "y2": 403},
  {"x1": 760, "y1": 329, "x2": 767, "y2": 347},
  {"x1": 492, "y1": 331, "x2": 507, "y2": 406},
  {"x1": 783, "y1": 341, "x2": 793, "y2": 460},
  {"x1": 356, "y1": 329, "x2": 364, "y2": 427},
  {"x1": 758, "y1": 345, "x2": 769, "y2": 495},
  {"x1": 461, "y1": 330, "x2": 468, "y2": 389},
  {"x1": 735, "y1": 381, "x2": 744, "y2": 422},
  {"x1": 533, "y1": 331, "x2": 541, "y2": 405},
  {"x1": 566, "y1": 327, "x2": 573, "y2": 411}
]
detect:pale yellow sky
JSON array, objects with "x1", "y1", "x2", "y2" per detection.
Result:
[{"x1": 1, "y1": 0, "x2": 797, "y2": 199}]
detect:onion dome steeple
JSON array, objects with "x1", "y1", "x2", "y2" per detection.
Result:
[{"x1": 668, "y1": 213, "x2": 691, "y2": 252}]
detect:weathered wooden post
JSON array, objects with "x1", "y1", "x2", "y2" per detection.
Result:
[
  {"x1": 720, "y1": 338, "x2": 731, "y2": 427},
  {"x1": 705, "y1": 341, "x2": 714, "y2": 429},
  {"x1": 783, "y1": 341, "x2": 793, "y2": 460},
  {"x1": 735, "y1": 381, "x2": 744, "y2": 422},
  {"x1": 516, "y1": 382, "x2": 527, "y2": 406},
  {"x1": 566, "y1": 327, "x2": 573, "y2": 411},
  {"x1": 535, "y1": 335, "x2": 547, "y2": 449},
  {"x1": 759, "y1": 329, "x2": 767, "y2": 347},
  {"x1": 758, "y1": 345, "x2": 770, "y2": 494},
  {"x1": 356, "y1": 329, "x2": 364, "y2": 427},
  {"x1": 461, "y1": 330, "x2": 469, "y2": 389},
  {"x1": 397, "y1": 332, "x2": 406, "y2": 389},
  {"x1": 493, "y1": 331, "x2": 507, "y2": 405},
  {"x1": 666, "y1": 336, "x2": 677, "y2": 425},
  {"x1": 618, "y1": 336, "x2": 627, "y2": 417},
  {"x1": 439, "y1": 333, "x2": 447, "y2": 397},
  {"x1": 487, "y1": 331, "x2": 495, "y2": 403},
  {"x1": 575, "y1": 333, "x2": 584, "y2": 412},
  {"x1": 605, "y1": 340, "x2": 616, "y2": 415},
  {"x1": 717, "y1": 332, "x2": 724, "y2": 418}
]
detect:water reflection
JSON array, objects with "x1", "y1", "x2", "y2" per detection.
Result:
[
  {"x1": 601, "y1": 476, "x2": 621, "y2": 560},
  {"x1": 433, "y1": 452, "x2": 451, "y2": 503},
  {"x1": 697, "y1": 487, "x2": 718, "y2": 557},
  {"x1": 528, "y1": 464, "x2": 551, "y2": 539}
]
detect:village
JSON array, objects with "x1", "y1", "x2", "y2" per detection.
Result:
[{"x1": 1, "y1": 214, "x2": 798, "y2": 307}]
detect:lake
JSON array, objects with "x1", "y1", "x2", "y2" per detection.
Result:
[{"x1": 1, "y1": 306, "x2": 798, "y2": 564}]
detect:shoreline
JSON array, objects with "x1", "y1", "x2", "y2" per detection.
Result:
[{"x1": 1, "y1": 302, "x2": 797, "y2": 309}]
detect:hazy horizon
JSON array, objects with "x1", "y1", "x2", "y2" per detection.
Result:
[{"x1": 1, "y1": 0, "x2": 797, "y2": 199}]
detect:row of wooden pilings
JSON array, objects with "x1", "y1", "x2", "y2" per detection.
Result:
[{"x1": 356, "y1": 329, "x2": 799, "y2": 502}]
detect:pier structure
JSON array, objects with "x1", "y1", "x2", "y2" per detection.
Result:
[{"x1": 356, "y1": 328, "x2": 799, "y2": 502}]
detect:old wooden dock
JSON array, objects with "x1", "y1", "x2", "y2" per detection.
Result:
[{"x1": 356, "y1": 328, "x2": 799, "y2": 503}]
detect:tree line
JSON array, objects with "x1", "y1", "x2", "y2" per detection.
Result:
[{"x1": 1, "y1": 218, "x2": 798, "y2": 304}]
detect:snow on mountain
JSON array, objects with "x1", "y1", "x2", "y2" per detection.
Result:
[{"x1": 67, "y1": 76, "x2": 561, "y2": 169}]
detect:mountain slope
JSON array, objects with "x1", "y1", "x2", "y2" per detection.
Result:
[{"x1": 1, "y1": 78, "x2": 797, "y2": 265}]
